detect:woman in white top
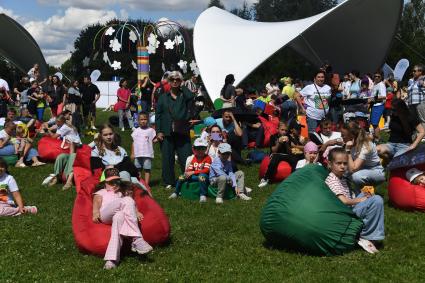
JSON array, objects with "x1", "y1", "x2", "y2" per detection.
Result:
[{"x1": 296, "y1": 70, "x2": 332, "y2": 133}]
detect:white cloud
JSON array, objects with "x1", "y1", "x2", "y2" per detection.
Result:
[
  {"x1": 23, "y1": 7, "x2": 117, "y2": 66},
  {"x1": 0, "y1": 5, "x2": 20, "y2": 20},
  {"x1": 37, "y1": 0, "x2": 258, "y2": 11}
]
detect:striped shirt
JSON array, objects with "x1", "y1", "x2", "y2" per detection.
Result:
[
  {"x1": 407, "y1": 77, "x2": 425, "y2": 105},
  {"x1": 325, "y1": 172, "x2": 353, "y2": 199}
]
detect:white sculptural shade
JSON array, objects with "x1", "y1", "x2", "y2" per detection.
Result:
[
  {"x1": 193, "y1": 0, "x2": 403, "y2": 103},
  {"x1": 0, "y1": 13, "x2": 48, "y2": 76}
]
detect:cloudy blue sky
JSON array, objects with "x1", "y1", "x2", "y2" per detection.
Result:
[{"x1": 0, "y1": 0, "x2": 256, "y2": 66}]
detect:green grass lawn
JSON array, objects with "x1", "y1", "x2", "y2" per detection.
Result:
[{"x1": 1, "y1": 111, "x2": 425, "y2": 282}]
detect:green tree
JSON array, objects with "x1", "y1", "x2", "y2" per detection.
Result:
[
  {"x1": 208, "y1": 0, "x2": 225, "y2": 9},
  {"x1": 230, "y1": 1, "x2": 254, "y2": 20}
]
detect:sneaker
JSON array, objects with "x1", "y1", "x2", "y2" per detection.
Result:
[
  {"x1": 199, "y1": 195, "x2": 207, "y2": 203},
  {"x1": 165, "y1": 185, "x2": 173, "y2": 190},
  {"x1": 215, "y1": 197, "x2": 223, "y2": 204},
  {"x1": 24, "y1": 206, "x2": 38, "y2": 214},
  {"x1": 42, "y1": 174, "x2": 56, "y2": 186},
  {"x1": 103, "y1": 260, "x2": 117, "y2": 270},
  {"x1": 15, "y1": 161, "x2": 26, "y2": 168},
  {"x1": 32, "y1": 161, "x2": 46, "y2": 167},
  {"x1": 168, "y1": 193, "x2": 178, "y2": 199},
  {"x1": 358, "y1": 238, "x2": 379, "y2": 254},
  {"x1": 258, "y1": 178, "x2": 269, "y2": 188},
  {"x1": 238, "y1": 193, "x2": 252, "y2": 201},
  {"x1": 48, "y1": 176, "x2": 58, "y2": 187},
  {"x1": 121, "y1": 127, "x2": 125, "y2": 132},
  {"x1": 131, "y1": 238, "x2": 153, "y2": 255},
  {"x1": 245, "y1": 187, "x2": 252, "y2": 194}
]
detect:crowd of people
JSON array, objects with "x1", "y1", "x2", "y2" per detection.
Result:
[{"x1": 1, "y1": 62, "x2": 425, "y2": 268}]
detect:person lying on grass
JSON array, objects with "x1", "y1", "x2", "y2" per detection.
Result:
[
  {"x1": 0, "y1": 157, "x2": 37, "y2": 216},
  {"x1": 92, "y1": 168, "x2": 152, "y2": 270},
  {"x1": 406, "y1": 168, "x2": 425, "y2": 187},
  {"x1": 209, "y1": 143, "x2": 251, "y2": 204},
  {"x1": 169, "y1": 138, "x2": 212, "y2": 203},
  {"x1": 325, "y1": 147, "x2": 385, "y2": 254}
]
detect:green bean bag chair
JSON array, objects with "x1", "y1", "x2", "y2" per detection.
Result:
[
  {"x1": 2, "y1": 154, "x2": 18, "y2": 166},
  {"x1": 260, "y1": 165, "x2": 363, "y2": 256},
  {"x1": 181, "y1": 182, "x2": 236, "y2": 200}
]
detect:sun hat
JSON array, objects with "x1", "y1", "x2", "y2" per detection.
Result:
[
  {"x1": 193, "y1": 138, "x2": 208, "y2": 148},
  {"x1": 203, "y1": 117, "x2": 217, "y2": 127},
  {"x1": 406, "y1": 168, "x2": 424, "y2": 183},
  {"x1": 218, "y1": 143, "x2": 232, "y2": 153},
  {"x1": 304, "y1": 141, "x2": 318, "y2": 153}
]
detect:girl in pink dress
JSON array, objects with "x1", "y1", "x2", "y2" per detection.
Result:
[{"x1": 92, "y1": 168, "x2": 152, "y2": 270}]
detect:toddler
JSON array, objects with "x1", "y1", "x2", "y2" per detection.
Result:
[
  {"x1": 296, "y1": 141, "x2": 320, "y2": 169},
  {"x1": 406, "y1": 168, "x2": 425, "y2": 187},
  {"x1": 92, "y1": 168, "x2": 152, "y2": 270},
  {"x1": 0, "y1": 157, "x2": 37, "y2": 216},
  {"x1": 209, "y1": 143, "x2": 251, "y2": 204},
  {"x1": 325, "y1": 147, "x2": 384, "y2": 254},
  {"x1": 13, "y1": 125, "x2": 33, "y2": 168},
  {"x1": 169, "y1": 138, "x2": 212, "y2": 202},
  {"x1": 131, "y1": 113, "x2": 157, "y2": 185},
  {"x1": 48, "y1": 114, "x2": 81, "y2": 153}
]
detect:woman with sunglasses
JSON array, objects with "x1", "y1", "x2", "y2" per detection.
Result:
[
  {"x1": 155, "y1": 71, "x2": 194, "y2": 189},
  {"x1": 377, "y1": 98, "x2": 425, "y2": 164}
]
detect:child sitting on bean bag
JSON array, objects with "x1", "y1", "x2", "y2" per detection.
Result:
[
  {"x1": 295, "y1": 141, "x2": 320, "y2": 169},
  {"x1": 169, "y1": 138, "x2": 212, "y2": 203},
  {"x1": 406, "y1": 168, "x2": 425, "y2": 187}
]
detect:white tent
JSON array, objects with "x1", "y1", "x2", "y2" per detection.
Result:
[{"x1": 193, "y1": 0, "x2": 403, "y2": 103}]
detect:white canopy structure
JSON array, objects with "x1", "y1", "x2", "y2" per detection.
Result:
[
  {"x1": 193, "y1": 0, "x2": 403, "y2": 103},
  {"x1": 0, "y1": 13, "x2": 48, "y2": 76}
]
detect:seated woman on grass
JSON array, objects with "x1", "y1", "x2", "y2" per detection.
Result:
[
  {"x1": 169, "y1": 138, "x2": 212, "y2": 202},
  {"x1": 340, "y1": 121, "x2": 385, "y2": 192},
  {"x1": 326, "y1": 147, "x2": 384, "y2": 254}
]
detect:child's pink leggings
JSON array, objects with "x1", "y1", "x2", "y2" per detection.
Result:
[{"x1": 0, "y1": 202, "x2": 21, "y2": 216}]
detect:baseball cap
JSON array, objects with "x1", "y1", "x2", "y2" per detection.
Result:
[
  {"x1": 406, "y1": 168, "x2": 424, "y2": 183},
  {"x1": 203, "y1": 117, "x2": 217, "y2": 127},
  {"x1": 193, "y1": 138, "x2": 208, "y2": 148},
  {"x1": 218, "y1": 143, "x2": 232, "y2": 153}
]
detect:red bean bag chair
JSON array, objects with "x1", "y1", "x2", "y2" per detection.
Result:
[
  {"x1": 388, "y1": 163, "x2": 425, "y2": 211},
  {"x1": 38, "y1": 137, "x2": 69, "y2": 162},
  {"x1": 259, "y1": 156, "x2": 292, "y2": 183},
  {"x1": 258, "y1": 116, "x2": 278, "y2": 147},
  {"x1": 72, "y1": 168, "x2": 171, "y2": 256}
]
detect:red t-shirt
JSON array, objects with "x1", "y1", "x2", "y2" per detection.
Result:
[
  {"x1": 385, "y1": 92, "x2": 394, "y2": 109},
  {"x1": 116, "y1": 88, "x2": 131, "y2": 110},
  {"x1": 154, "y1": 81, "x2": 171, "y2": 94},
  {"x1": 187, "y1": 155, "x2": 212, "y2": 175}
]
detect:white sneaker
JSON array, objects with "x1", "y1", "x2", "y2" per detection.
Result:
[
  {"x1": 42, "y1": 174, "x2": 56, "y2": 186},
  {"x1": 258, "y1": 178, "x2": 269, "y2": 188},
  {"x1": 245, "y1": 187, "x2": 252, "y2": 194},
  {"x1": 358, "y1": 238, "x2": 379, "y2": 254},
  {"x1": 121, "y1": 127, "x2": 125, "y2": 132},
  {"x1": 165, "y1": 185, "x2": 173, "y2": 190},
  {"x1": 168, "y1": 193, "x2": 178, "y2": 199},
  {"x1": 215, "y1": 197, "x2": 223, "y2": 204},
  {"x1": 238, "y1": 193, "x2": 252, "y2": 201},
  {"x1": 199, "y1": 195, "x2": 207, "y2": 203}
]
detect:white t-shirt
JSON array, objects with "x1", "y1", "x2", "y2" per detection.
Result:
[
  {"x1": 295, "y1": 159, "x2": 321, "y2": 169},
  {"x1": 351, "y1": 142, "x2": 381, "y2": 169},
  {"x1": 371, "y1": 81, "x2": 387, "y2": 106},
  {"x1": 0, "y1": 78, "x2": 10, "y2": 91},
  {"x1": 0, "y1": 173, "x2": 19, "y2": 204},
  {"x1": 0, "y1": 129, "x2": 11, "y2": 145},
  {"x1": 91, "y1": 146, "x2": 127, "y2": 166},
  {"x1": 131, "y1": 127, "x2": 156, "y2": 158},
  {"x1": 300, "y1": 83, "x2": 332, "y2": 120},
  {"x1": 321, "y1": 131, "x2": 342, "y2": 144},
  {"x1": 265, "y1": 83, "x2": 280, "y2": 96},
  {"x1": 57, "y1": 124, "x2": 81, "y2": 144}
]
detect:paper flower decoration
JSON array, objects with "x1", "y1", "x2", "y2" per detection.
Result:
[
  {"x1": 129, "y1": 31, "x2": 137, "y2": 43},
  {"x1": 164, "y1": 39, "x2": 175, "y2": 50},
  {"x1": 177, "y1": 60, "x2": 188, "y2": 73},
  {"x1": 175, "y1": 35, "x2": 183, "y2": 45},
  {"x1": 105, "y1": 27, "x2": 115, "y2": 36},
  {"x1": 109, "y1": 39, "x2": 122, "y2": 52},
  {"x1": 110, "y1": 60, "x2": 121, "y2": 70},
  {"x1": 193, "y1": 67, "x2": 200, "y2": 76},
  {"x1": 189, "y1": 60, "x2": 198, "y2": 71},
  {"x1": 82, "y1": 56, "x2": 90, "y2": 67},
  {"x1": 103, "y1": 52, "x2": 110, "y2": 64},
  {"x1": 147, "y1": 45, "x2": 157, "y2": 54},
  {"x1": 148, "y1": 33, "x2": 157, "y2": 44},
  {"x1": 131, "y1": 60, "x2": 137, "y2": 70}
]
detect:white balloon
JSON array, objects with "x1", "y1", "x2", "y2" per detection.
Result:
[
  {"x1": 54, "y1": 72, "x2": 63, "y2": 81},
  {"x1": 90, "y1": 69, "x2": 101, "y2": 82},
  {"x1": 393, "y1": 59, "x2": 410, "y2": 82}
]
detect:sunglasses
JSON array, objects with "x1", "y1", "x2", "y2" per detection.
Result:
[{"x1": 169, "y1": 78, "x2": 182, "y2": 82}]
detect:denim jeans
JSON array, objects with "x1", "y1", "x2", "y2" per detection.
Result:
[
  {"x1": 306, "y1": 116, "x2": 320, "y2": 133},
  {"x1": 383, "y1": 142, "x2": 410, "y2": 158},
  {"x1": 352, "y1": 193, "x2": 385, "y2": 241},
  {"x1": 0, "y1": 144, "x2": 38, "y2": 162},
  {"x1": 175, "y1": 173, "x2": 209, "y2": 196},
  {"x1": 281, "y1": 100, "x2": 297, "y2": 124},
  {"x1": 350, "y1": 166, "x2": 386, "y2": 192},
  {"x1": 118, "y1": 109, "x2": 134, "y2": 129}
]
